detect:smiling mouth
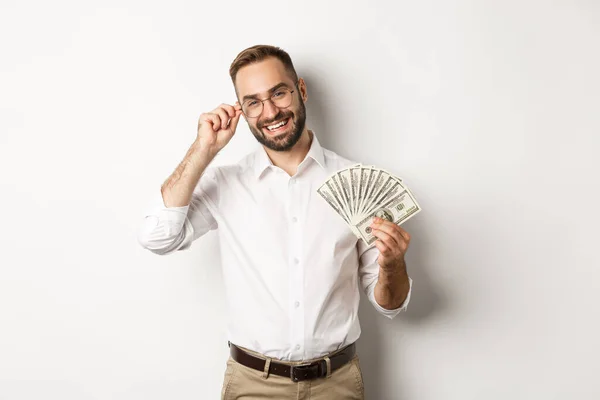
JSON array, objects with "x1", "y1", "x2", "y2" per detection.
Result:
[{"x1": 262, "y1": 117, "x2": 291, "y2": 135}]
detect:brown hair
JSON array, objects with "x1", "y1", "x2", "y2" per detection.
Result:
[{"x1": 229, "y1": 45, "x2": 299, "y2": 90}]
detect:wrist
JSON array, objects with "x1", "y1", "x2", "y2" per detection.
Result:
[
  {"x1": 379, "y1": 267, "x2": 408, "y2": 288},
  {"x1": 192, "y1": 139, "x2": 218, "y2": 161},
  {"x1": 380, "y1": 259, "x2": 407, "y2": 274}
]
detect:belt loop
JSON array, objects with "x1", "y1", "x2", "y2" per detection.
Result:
[
  {"x1": 324, "y1": 355, "x2": 332, "y2": 378},
  {"x1": 262, "y1": 357, "x2": 272, "y2": 379}
]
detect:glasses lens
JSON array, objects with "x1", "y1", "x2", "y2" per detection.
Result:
[
  {"x1": 242, "y1": 88, "x2": 293, "y2": 118},
  {"x1": 271, "y1": 88, "x2": 292, "y2": 108},
  {"x1": 243, "y1": 100, "x2": 262, "y2": 118}
]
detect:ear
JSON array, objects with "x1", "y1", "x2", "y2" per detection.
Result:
[
  {"x1": 298, "y1": 78, "x2": 308, "y2": 102},
  {"x1": 235, "y1": 100, "x2": 247, "y2": 121}
]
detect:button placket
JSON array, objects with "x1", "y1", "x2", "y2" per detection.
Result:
[{"x1": 288, "y1": 177, "x2": 304, "y2": 359}]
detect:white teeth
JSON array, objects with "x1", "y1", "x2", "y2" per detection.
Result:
[{"x1": 267, "y1": 119, "x2": 287, "y2": 131}]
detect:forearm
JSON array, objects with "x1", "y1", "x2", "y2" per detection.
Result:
[
  {"x1": 161, "y1": 140, "x2": 215, "y2": 207},
  {"x1": 374, "y1": 262, "x2": 411, "y2": 310}
]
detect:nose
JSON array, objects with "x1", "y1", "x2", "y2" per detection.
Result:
[{"x1": 261, "y1": 99, "x2": 279, "y2": 120}]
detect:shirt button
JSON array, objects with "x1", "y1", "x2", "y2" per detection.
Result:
[
  {"x1": 294, "y1": 301, "x2": 300, "y2": 308},
  {"x1": 293, "y1": 258, "x2": 299, "y2": 264},
  {"x1": 295, "y1": 344, "x2": 301, "y2": 350},
  {"x1": 292, "y1": 217, "x2": 298, "y2": 223}
]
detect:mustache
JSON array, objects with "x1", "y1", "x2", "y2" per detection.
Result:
[{"x1": 259, "y1": 112, "x2": 292, "y2": 128}]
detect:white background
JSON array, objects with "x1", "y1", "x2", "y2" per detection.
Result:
[{"x1": 1, "y1": 0, "x2": 599, "y2": 399}]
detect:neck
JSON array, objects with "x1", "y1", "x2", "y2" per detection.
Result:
[{"x1": 263, "y1": 128, "x2": 313, "y2": 176}]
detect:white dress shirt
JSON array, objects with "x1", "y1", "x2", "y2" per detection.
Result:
[{"x1": 138, "y1": 131, "x2": 413, "y2": 361}]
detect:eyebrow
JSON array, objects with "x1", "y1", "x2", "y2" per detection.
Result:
[{"x1": 241, "y1": 82, "x2": 290, "y2": 103}]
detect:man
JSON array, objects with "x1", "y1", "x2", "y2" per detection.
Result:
[{"x1": 138, "y1": 44, "x2": 413, "y2": 400}]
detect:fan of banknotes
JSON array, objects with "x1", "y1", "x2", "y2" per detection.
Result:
[{"x1": 317, "y1": 164, "x2": 421, "y2": 245}]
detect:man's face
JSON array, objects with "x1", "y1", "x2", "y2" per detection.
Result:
[{"x1": 235, "y1": 57, "x2": 307, "y2": 152}]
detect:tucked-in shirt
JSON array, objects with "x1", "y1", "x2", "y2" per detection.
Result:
[{"x1": 137, "y1": 131, "x2": 413, "y2": 361}]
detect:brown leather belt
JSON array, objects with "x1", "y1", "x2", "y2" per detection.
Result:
[{"x1": 228, "y1": 341, "x2": 356, "y2": 382}]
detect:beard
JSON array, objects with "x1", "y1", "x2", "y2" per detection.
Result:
[{"x1": 248, "y1": 97, "x2": 307, "y2": 152}]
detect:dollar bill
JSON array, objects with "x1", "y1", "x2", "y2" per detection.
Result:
[
  {"x1": 349, "y1": 166, "x2": 361, "y2": 216},
  {"x1": 361, "y1": 169, "x2": 389, "y2": 218},
  {"x1": 335, "y1": 170, "x2": 354, "y2": 222},
  {"x1": 317, "y1": 184, "x2": 350, "y2": 224},
  {"x1": 357, "y1": 165, "x2": 375, "y2": 217},
  {"x1": 354, "y1": 188, "x2": 421, "y2": 245},
  {"x1": 362, "y1": 175, "x2": 405, "y2": 216},
  {"x1": 356, "y1": 165, "x2": 371, "y2": 217}
]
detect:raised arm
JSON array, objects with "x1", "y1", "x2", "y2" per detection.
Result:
[
  {"x1": 137, "y1": 102, "x2": 242, "y2": 255},
  {"x1": 162, "y1": 102, "x2": 242, "y2": 207}
]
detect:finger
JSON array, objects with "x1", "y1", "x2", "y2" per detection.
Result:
[
  {"x1": 396, "y1": 226, "x2": 411, "y2": 242},
  {"x1": 374, "y1": 239, "x2": 391, "y2": 256},
  {"x1": 200, "y1": 113, "x2": 221, "y2": 132},
  {"x1": 219, "y1": 103, "x2": 236, "y2": 118},
  {"x1": 373, "y1": 217, "x2": 402, "y2": 234},
  {"x1": 234, "y1": 101, "x2": 244, "y2": 117},
  {"x1": 371, "y1": 221, "x2": 402, "y2": 247},
  {"x1": 213, "y1": 108, "x2": 230, "y2": 130},
  {"x1": 379, "y1": 218, "x2": 408, "y2": 242},
  {"x1": 228, "y1": 109, "x2": 242, "y2": 132},
  {"x1": 372, "y1": 227, "x2": 399, "y2": 250}
]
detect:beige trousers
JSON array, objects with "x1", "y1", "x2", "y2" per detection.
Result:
[{"x1": 221, "y1": 344, "x2": 365, "y2": 400}]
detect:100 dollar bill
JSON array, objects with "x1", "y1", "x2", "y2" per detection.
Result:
[{"x1": 354, "y1": 189, "x2": 421, "y2": 245}]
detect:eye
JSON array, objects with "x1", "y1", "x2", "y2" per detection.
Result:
[
  {"x1": 273, "y1": 90, "x2": 285, "y2": 98},
  {"x1": 247, "y1": 100, "x2": 258, "y2": 107}
]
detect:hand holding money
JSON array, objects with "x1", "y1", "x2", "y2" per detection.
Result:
[
  {"x1": 316, "y1": 164, "x2": 421, "y2": 246},
  {"x1": 370, "y1": 216, "x2": 411, "y2": 271}
]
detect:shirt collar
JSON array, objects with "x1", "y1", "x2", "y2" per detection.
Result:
[{"x1": 253, "y1": 130, "x2": 326, "y2": 179}]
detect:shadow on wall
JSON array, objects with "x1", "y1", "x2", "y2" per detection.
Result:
[
  {"x1": 357, "y1": 217, "x2": 448, "y2": 400},
  {"x1": 300, "y1": 69, "x2": 337, "y2": 152},
  {"x1": 301, "y1": 70, "x2": 450, "y2": 400}
]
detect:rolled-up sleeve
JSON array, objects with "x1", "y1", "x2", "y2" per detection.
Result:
[
  {"x1": 357, "y1": 240, "x2": 413, "y2": 319},
  {"x1": 137, "y1": 167, "x2": 219, "y2": 255}
]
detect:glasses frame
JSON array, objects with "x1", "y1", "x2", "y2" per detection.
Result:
[{"x1": 240, "y1": 80, "x2": 300, "y2": 118}]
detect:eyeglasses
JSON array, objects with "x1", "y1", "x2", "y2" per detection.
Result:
[{"x1": 241, "y1": 81, "x2": 298, "y2": 118}]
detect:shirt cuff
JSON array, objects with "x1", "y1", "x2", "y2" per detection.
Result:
[{"x1": 143, "y1": 190, "x2": 190, "y2": 236}]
